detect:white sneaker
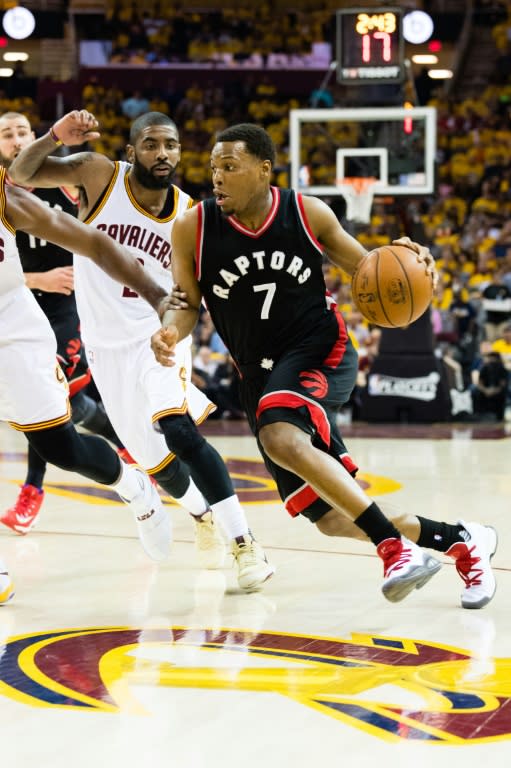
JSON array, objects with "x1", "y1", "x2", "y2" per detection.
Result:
[
  {"x1": 0, "y1": 559, "x2": 14, "y2": 605},
  {"x1": 120, "y1": 469, "x2": 171, "y2": 562},
  {"x1": 231, "y1": 536, "x2": 275, "y2": 592},
  {"x1": 447, "y1": 521, "x2": 498, "y2": 609},
  {"x1": 193, "y1": 510, "x2": 226, "y2": 569},
  {"x1": 378, "y1": 537, "x2": 442, "y2": 603}
]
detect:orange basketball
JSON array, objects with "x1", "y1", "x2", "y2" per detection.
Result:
[{"x1": 351, "y1": 244, "x2": 434, "y2": 328}]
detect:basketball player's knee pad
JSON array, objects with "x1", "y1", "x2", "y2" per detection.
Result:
[
  {"x1": 159, "y1": 414, "x2": 234, "y2": 505},
  {"x1": 158, "y1": 414, "x2": 206, "y2": 464},
  {"x1": 153, "y1": 458, "x2": 190, "y2": 499}
]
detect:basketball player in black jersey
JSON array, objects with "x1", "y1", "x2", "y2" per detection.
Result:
[
  {"x1": 152, "y1": 123, "x2": 498, "y2": 609},
  {"x1": 0, "y1": 112, "x2": 126, "y2": 534}
]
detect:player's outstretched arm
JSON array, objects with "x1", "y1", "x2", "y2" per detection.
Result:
[
  {"x1": 7, "y1": 185, "x2": 167, "y2": 313},
  {"x1": 8, "y1": 109, "x2": 111, "y2": 195}
]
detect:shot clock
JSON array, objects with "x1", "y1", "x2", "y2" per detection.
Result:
[{"x1": 336, "y1": 7, "x2": 404, "y2": 85}]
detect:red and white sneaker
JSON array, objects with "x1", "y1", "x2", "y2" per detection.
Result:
[
  {"x1": 0, "y1": 484, "x2": 44, "y2": 535},
  {"x1": 447, "y1": 521, "x2": 498, "y2": 609},
  {"x1": 378, "y1": 536, "x2": 442, "y2": 603}
]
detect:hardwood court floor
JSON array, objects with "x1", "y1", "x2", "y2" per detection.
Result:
[{"x1": 1, "y1": 419, "x2": 510, "y2": 768}]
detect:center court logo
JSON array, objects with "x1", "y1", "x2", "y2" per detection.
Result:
[
  {"x1": 0, "y1": 626, "x2": 508, "y2": 744},
  {"x1": 4, "y1": 458, "x2": 401, "y2": 502}
]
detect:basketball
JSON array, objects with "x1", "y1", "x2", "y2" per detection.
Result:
[{"x1": 351, "y1": 244, "x2": 434, "y2": 328}]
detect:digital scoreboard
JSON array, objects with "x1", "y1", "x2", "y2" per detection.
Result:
[{"x1": 336, "y1": 8, "x2": 404, "y2": 85}]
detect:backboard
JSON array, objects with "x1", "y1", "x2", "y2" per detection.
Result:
[{"x1": 289, "y1": 106, "x2": 437, "y2": 198}]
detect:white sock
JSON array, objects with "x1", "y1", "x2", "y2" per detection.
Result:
[
  {"x1": 174, "y1": 479, "x2": 209, "y2": 518},
  {"x1": 211, "y1": 495, "x2": 249, "y2": 540},
  {"x1": 111, "y1": 461, "x2": 145, "y2": 501}
]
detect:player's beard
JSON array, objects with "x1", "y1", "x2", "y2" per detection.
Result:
[{"x1": 132, "y1": 158, "x2": 174, "y2": 190}]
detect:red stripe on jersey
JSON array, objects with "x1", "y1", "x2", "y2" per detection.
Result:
[
  {"x1": 296, "y1": 193, "x2": 324, "y2": 252},
  {"x1": 285, "y1": 483, "x2": 320, "y2": 517},
  {"x1": 323, "y1": 306, "x2": 348, "y2": 368},
  {"x1": 256, "y1": 391, "x2": 331, "y2": 447},
  {"x1": 195, "y1": 202, "x2": 204, "y2": 280}
]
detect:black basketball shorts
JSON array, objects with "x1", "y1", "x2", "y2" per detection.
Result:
[
  {"x1": 46, "y1": 304, "x2": 90, "y2": 396},
  {"x1": 238, "y1": 324, "x2": 360, "y2": 523}
]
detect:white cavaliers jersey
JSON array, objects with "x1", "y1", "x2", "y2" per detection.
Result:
[
  {"x1": 74, "y1": 161, "x2": 193, "y2": 348},
  {"x1": 0, "y1": 168, "x2": 26, "y2": 309},
  {"x1": 0, "y1": 168, "x2": 71, "y2": 428}
]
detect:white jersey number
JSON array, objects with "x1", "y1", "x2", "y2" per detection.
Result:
[{"x1": 253, "y1": 282, "x2": 276, "y2": 320}]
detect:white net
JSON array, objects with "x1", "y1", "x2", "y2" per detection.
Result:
[{"x1": 336, "y1": 177, "x2": 377, "y2": 223}]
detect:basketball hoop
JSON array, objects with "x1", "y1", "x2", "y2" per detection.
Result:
[{"x1": 336, "y1": 177, "x2": 377, "y2": 224}]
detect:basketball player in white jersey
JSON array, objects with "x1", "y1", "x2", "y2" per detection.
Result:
[
  {"x1": 0, "y1": 111, "x2": 134, "y2": 535},
  {"x1": 10, "y1": 109, "x2": 274, "y2": 592},
  {"x1": 0, "y1": 165, "x2": 172, "y2": 566}
]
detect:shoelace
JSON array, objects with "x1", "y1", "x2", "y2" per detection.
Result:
[
  {"x1": 195, "y1": 517, "x2": 220, "y2": 544},
  {"x1": 235, "y1": 541, "x2": 259, "y2": 566},
  {"x1": 382, "y1": 541, "x2": 412, "y2": 576},
  {"x1": 455, "y1": 545, "x2": 483, "y2": 587}
]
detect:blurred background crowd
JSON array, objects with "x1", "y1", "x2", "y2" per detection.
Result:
[{"x1": 2, "y1": 0, "x2": 511, "y2": 422}]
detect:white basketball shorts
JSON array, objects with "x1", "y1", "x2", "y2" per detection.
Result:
[
  {"x1": 0, "y1": 288, "x2": 70, "y2": 430},
  {"x1": 86, "y1": 336, "x2": 216, "y2": 473}
]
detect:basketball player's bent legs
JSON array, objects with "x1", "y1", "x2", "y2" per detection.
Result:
[
  {"x1": 85, "y1": 339, "x2": 274, "y2": 587},
  {"x1": 258, "y1": 420, "x2": 420, "y2": 540},
  {"x1": 258, "y1": 416, "x2": 497, "y2": 606},
  {"x1": 0, "y1": 299, "x2": 170, "y2": 561},
  {"x1": 252, "y1": 356, "x2": 496, "y2": 604}
]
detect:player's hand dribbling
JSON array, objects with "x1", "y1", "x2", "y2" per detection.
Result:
[
  {"x1": 51, "y1": 110, "x2": 100, "y2": 147},
  {"x1": 151, "y1": 326, "x2": 179, "y2": 367},
  {"x1": 391, "y1": 236, "x2": 439, "y2": 292}
]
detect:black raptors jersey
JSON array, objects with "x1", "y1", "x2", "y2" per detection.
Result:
[
  {"x1": 16, "y1": 186, "x2": 79, "y2": 314},
  {"x1": 197, "y1": 187, "x2": 337, "y2": 367}
]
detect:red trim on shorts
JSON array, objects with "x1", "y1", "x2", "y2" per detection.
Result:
[
  {"x1": 257, "y1": 391, "x2": 331, "y2": 447},
  {"x1": 340, "y1": 452, "x2": 358, "y2": 476},
  {"x1": 285, "y1": 483, "x2": 320, "y2": 517},
  {"x1": 68, "y1": 370, "x2": 92, "y2": 397},
  {"x1": 195, "y1": 203, "x2": 203, "y2": 280},
  {"x1": 323, "y1": 307, "x2": 348, "y2": 368}
]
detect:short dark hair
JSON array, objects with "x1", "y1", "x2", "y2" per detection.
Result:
[
  {"x1": 216, "y1": 123, "x2": 275, "y2": 166},
  {"x1": 129, "y1": 112, "x2": 178, "y2": 144}
]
